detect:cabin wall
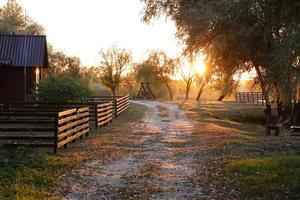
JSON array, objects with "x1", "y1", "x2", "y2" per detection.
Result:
[{"x1": 0, "y1": 67, "x2": 36, "y2": 102}]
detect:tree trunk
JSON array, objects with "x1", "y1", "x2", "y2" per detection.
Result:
[
  {"x1": 196, "y1": 84, "x2": 205, "y2": 101},
  {"x1": 264, "y1": 103, "x2": 272, "y2": 127},
  {"x1": 196, "y1": 90, "x2": 203, "y2": 101},
  {"x1": 186, "y1": 83, "x2": 191, "y2": 100},
  {"x1": 111, "y1": 88, "x2": 116, "y2": 98},
  {"x1": 217, "y1": 95, "x2": 225, "y2": 101},
  {"x1": 162, "y1": 77, "x2": 173, "y2": 100}
]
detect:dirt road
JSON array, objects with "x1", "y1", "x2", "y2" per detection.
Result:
[{"x1": 60, "y1": 101, "x2": 226, "y2": 199}]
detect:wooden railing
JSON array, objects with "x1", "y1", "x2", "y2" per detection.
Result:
[
  {"x1": 115, "y1": 95, "x2": 130, "y2": 118},
  {"x1": 236, "y1": 92, "x2": 265, "y2": 105},
  {"x1": 0, "y1": 110, "x2": 57, "y2": 149},
  {"x1": 55, "y1": 107, "x2": 89, "y2": 153},
  {"x1": 95, "y1": 102, "x2": 113, "y2": 128},
  {"x1": 0, "y1": 102, "x2": 114, "y2": 129},
  {"x1": 81, "y1": 95, "x2": 130, "y2": 118},
  {"x1": 0, "y1": 106, "x2": 91, "y2": 153}
]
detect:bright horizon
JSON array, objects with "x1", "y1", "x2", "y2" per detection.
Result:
[{"x1": 0, "y1": 0, "x2": 182, "y2": 66}]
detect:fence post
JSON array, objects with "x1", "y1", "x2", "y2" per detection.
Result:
[
  {"x1": 54, "y1": 114, "x2": 58, "y2": 154},
  {"x1": 114, "y1": 98, "x2": 118, "y2": 119},
  {"x1": 94, "y1": 104, "x2": 98, "y2": 129}
]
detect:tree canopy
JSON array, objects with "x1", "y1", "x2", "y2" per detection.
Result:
[{"x1": 0, "y1": 0, "x2": 44, "y2": 34}]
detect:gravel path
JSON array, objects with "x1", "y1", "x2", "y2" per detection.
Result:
[{"x1": 61, "y1": 101, "x2": 206, "y2": 199}]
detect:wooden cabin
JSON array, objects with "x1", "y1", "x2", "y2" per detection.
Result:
[{"x1": 0, "y1": 34, "x2": 48, "y2": 101}]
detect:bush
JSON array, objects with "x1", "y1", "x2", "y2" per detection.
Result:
[{"x1": 33, "y1": 75, "x2": 93, "y2": 102}]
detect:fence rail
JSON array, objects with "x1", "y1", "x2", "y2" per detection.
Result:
[
  {"x1": 56, "y1": 107, "x2": 89, "y2": 152},
  {"x1": 236, "y1": 92, "x2": 265, "y2": 105},
  {"x1": 82, "y1": 95, "x2": 130, "y2": 118},
  {"x1": 95, "y1": 102, "x2": 113, "y2": 128}
]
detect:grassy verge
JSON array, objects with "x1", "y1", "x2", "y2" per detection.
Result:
[
  {"x1": 190, "y1": 102, "x2": 276, "y2": 125},
  {"x1": 0, "y1": 148, "x2": 81, "y2": 200},
  {"x1": 227, "y1": 154, "x2": 300, "y2": 199},
  {"x1": 177, "y1": 100, "x2": 300, "y2": 199}
]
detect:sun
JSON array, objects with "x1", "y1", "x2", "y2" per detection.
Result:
[{"x1": 192, "y1": 54, "x2": 206, "y2": 75}]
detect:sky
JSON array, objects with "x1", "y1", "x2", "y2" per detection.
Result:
[{"x1": 0, "y1": 0, "x2": 181, "y2": 66}]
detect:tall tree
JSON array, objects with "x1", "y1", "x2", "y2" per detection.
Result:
[
  {"x1": 143, "y1": 51, "x2": 178, "y2": 99},
  {"x1": 0, "y1": 0, "x2": 44, "y2": 34},
  {"x1": 98, "y1": 46, "x2": 132, "y2": 97},
  {"x1": 179, "y1": 60, "x2": 194, "y2": 100}
]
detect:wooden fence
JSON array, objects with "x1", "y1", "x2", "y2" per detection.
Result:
[
  {"x1": 236, "y1": 92, "x2": 265, "y2": 105},
  {"x1": 0, "y1": 102, "x2": 113, "y2": 129},
  {"x1": 0, "y1": 107, "x2": 89, "y2": 153},
  {"x1": 56, "y1": 107, "x2": 89, "y2": 153},
  {"x1": 82, "y1": 95, "x2": 130, "y2": 118},
  {"x1": 95, "y1": 102, "x2": 113, "y2": 128}
]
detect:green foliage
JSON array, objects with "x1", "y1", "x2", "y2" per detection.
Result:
[
  {"x1": 0, "y1": 148, "x2": 77, "y2": 199},
  {"x1": 0, "y1": 0, "x2": 44, "y2": 34},
  {"x1": 227, "y1": 154, "x2": 300, "y2": 199},
  {"x1": 34, "y1": 75, "x2": 93, "y2": 103}
]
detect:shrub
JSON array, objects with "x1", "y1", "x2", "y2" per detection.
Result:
[{"x1": 33, "y1": 75, "x2": 93, "y2": 102}]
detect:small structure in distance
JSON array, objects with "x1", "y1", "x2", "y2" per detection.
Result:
[{"x1": 136, "y1": 82, "x2": 155, "y2": 100}]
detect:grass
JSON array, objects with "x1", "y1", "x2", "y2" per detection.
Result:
[
  {"x1": 227, "y1": 154, "x2": 300, "y2": 199},
  {"x1": 0, "y1": 148, "x2": 81, "y2": 200}
]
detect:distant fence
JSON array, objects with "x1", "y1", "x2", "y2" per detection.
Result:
[
  {"x1": 236, "y1": 92, "x2": 265, "y2": 105},
  {"x1": 82, "y1": 95, "x2": 130, "y2": 118}
]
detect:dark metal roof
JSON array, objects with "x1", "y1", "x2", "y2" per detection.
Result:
[{"x1": 0, "y1": 34, "x2": 48, "y2": 68}]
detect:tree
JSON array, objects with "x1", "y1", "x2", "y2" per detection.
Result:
[
  {"x1": 195, "y1": 61, "x2": 213, "y2": 101},
  {"x1": 98, "y1": 46, "x2": 132, "y2": 97},
  {"x1": 143, "y1": 51, "x2": 178, "y2": 99},
  {"x1": 46, "y1": 45, "x2": 83, "y2": 81},
  {"x1": 0, "y1": 0, "x2": 44, "y2": 34},
  {"x1": 141, "y1": 0, "x2": 300, "y2": 126},
  {"x1": 179, "y1": 59, "x2": 194, "y2": 100}
]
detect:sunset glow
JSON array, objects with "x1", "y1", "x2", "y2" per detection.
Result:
[{"x1": 192, "y1": 54, "x2": 206, "y2": 75}]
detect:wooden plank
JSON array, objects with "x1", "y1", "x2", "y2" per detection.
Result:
[
  {"x1": 58, "y1": 108, "x2": 77, "y2": 117},
  {"x1": 57, "y1": 127, "x2": 77, "y2": 139},
  {"x1": 3, "y1": 143, "x2": 54, "y2": 148},
  {"x1": 0, "y1": 112, "x2": 57, "y2": 117},
  {"x1": 97, "y1": 106, "x2": 112, "y2": 113},
  {"x1": 77, "y1": 107, "x2": 89, "y2": 113},
  {"x1": 57, "y1": 129, "x2": 89, "y2": 148},
  {"x1": 0, "y1": 120, "x2": 54, "y2": 124},
  {"x1": 97, "y1": 109, "x2": 112, "y2": 117},
  {"x1": 58, "y1": 117, "x2": 88, "y2": 132},
  {"x1": 0, "y1": 135, "x2": 54, "y2": 140},
  {"x1": 98, "y1": 117, "x2": 112, "y2": 126},
  {"x1": 77, "y1": 112, "x2": 89, "y2": 119},
  {"x1": 97, "y1": 102, "x2": 112, "y2": 108},
  {"x1": 0, "y1": 127, "x2": 55, "y2": 132},
  {"x1": 58, "y1": 114, "x2": 77, "y2": 125},
  {"x1": 98, "y1": 113, "x2": 113, "y2": 122}
]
